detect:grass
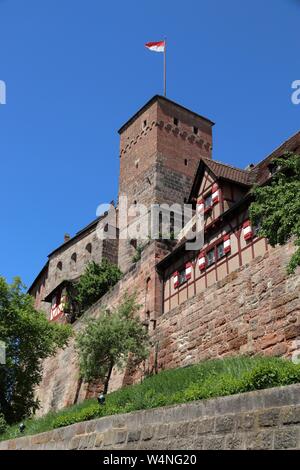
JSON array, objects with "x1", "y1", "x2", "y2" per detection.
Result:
[{"x1": 1, "y1": 355, "x2": 300, "y2": 441}]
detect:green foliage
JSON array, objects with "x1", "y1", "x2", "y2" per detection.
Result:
[
  {"x1": 0, "y1": 413, "x2": 7, "y2": 434},
  {"x1": 76, "y1": 294, "x2": 149, "y2": 393},
  {"x1": 0, "y1": 277, "x2": 72, "y2": 425},
  {"x1": 2, "y1": 356, "x2": 300, "y2": 440},
  {"x1": 52, "y1": 403, "x2": 101, "y2": 429},
  {"x1": 250, "y1": 152, "x2": 300, "y2": 274},
  {"x1": 132, "y1": 243, "x2": 145, "y2": 263},
  {"x1": 76, "y1": 260, "x2": 122, "y2": 312}
]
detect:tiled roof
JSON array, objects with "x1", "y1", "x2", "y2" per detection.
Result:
[
  {"x1": 253, "y1": 130, "x2": 300, "y2": 185},
  {"x1": 201, "y1": 157, "x2": 254, "y2": 186}
]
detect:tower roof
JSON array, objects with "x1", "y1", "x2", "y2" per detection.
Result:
[{"x1": 118, "y1": 95, "x2": 215, "y2": 134}]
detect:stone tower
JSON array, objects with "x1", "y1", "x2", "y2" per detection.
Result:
[{"x1": 117, "y1": 95, "x2": 214, "y2": 273}]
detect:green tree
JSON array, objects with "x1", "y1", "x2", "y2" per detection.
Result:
[
  {"x1": 76, "y1": 294, "x2": 149, "y2": 394},
  {"x1": 0, "y1": 277, "x2": 72, "y2": 424},
  {"x1": 250, "y1": 152, "x2": 300, "y2": 274},
  {"x1": 76, "y1": 260, "x2": 122, "y2": 313}
]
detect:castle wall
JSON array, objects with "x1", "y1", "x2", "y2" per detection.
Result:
[
  {"x1": 154, "y1": 242, "x2": 300, "y2": 371},
  {"x1": 34, "y1": 241, "x2": 170, "y2": 416},
  {"x1": 35, "y1": 240, "x2": 299, "y2": 417}
]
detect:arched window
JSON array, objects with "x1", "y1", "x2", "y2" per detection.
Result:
[
  {"x1": 71, "y1": 253, "x2": 77, "y2": 263},
  {"x1": 57, "y1": 261, "x2": 62, "y2": 271},
  {"x1": 85, "y1": 243, "x2": 92, "y2": 254}
]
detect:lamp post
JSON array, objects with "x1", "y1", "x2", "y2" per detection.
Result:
[
  {"x1": 97, "y1": 392, "x2": 105, "y2": 406},
  {"x1": 19, "y1": 423, "x2": 26, "y2": 433}
]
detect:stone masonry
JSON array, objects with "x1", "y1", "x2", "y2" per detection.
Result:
[
  {"x1": 34, "y1": 240, "x2": 300, "y2": 417},
  {"x1": 1, "y1": 384, "x2": 300, "y2": 450},
  {"x1": 153, "y1": 241, "x2": 300, "y2": 370}
]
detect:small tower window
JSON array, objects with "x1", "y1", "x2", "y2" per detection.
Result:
[
  {"x1": 85, "y1": 243, "x2": 92, "y2": 254},
  {"x1": 173, "y1": 117, "x2": 179, "y2": 126},
  {"x1": 184, "y1": 159, "x2": 188, "y2": 166},
  {"x1": 57, "y1": 261, "x2": 62, "y2": 271},
  {"x1": 193, "y1": 126, "x2": 198, "y2": 135},
  {"x1": 143, "y1": 119, "x2": 147, "y2": 128}
]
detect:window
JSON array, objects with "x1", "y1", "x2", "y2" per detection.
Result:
[
  {"x1": 143, "y1": 119, "x2": 147, "y2": 128},
  {"x1": 204, "y1": 193, "x2": 212, "y2": 209},
  {"x1": 85, "y1": 243, "x2": 92, "y2": 254},
  {"x1": 217, "y1": 243, "x2": 225, "y2": 260},
  {"x1": 193, "y1": 126, "x2": 198, "y2": 135},
  {"x1": 57, "y1": 261, "x2": 62, "y2": 271},
  {"x1": 184, "y1": 158, "x2": 188, "y2": 166},
  {"x1": 206, "y1": 248, "x2": 215, "y2": 267},
  {"x1": 71, "y1": 253, "x2": 77, "y2": 263},
  {"x1": 178, "y1": 268, "x2": 187, "y2": 285},
  {"x1": 130, "y1": 238, "x2": 137, "y2": 249},
  {"x1": 173, "y1": 117, "x2": 179, "y2": 126}
]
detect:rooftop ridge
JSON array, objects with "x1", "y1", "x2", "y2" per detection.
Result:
[{"x1": 202, "y1": 156, "x2": 251, "y2": 174}]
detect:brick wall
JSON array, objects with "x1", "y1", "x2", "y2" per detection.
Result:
[
  {"x1": 118, "y1": 97, "x2": 213, "y2": 273},
  {"x1": 1, "y1": 384, "x2": 300, "y2": 450}
]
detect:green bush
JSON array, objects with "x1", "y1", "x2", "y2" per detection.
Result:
[
  {"x1": 52, "y1": 403, "x2": 102, "y2": 428},
  {"x1": 0, "y1": 413, "x2": 7, "y2": 435},
  {"x1": 243, "y1": 361, "x2": 300, "y2": 391}
]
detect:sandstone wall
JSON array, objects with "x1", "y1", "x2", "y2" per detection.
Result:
[
  {"x1": 35, "y1": 241, "x2": 300, "y2": 417},
  {"x1": 153, "y1": 242, "x2": 300, "y2": 371},
  {"x1": 1, "y1": 384, "x2": 300, "y2": 450},
  {"x1": 34, "y1": 241, "x2": 170, "y2": 416}
]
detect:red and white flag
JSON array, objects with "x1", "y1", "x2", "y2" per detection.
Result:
[{"x1": 145, "y1": 40, "x2": 165, "y2": 52}]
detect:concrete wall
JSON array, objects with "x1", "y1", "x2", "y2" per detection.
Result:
[{"x1": 1, "y1": 384, "x2": 300, "y2": 450}]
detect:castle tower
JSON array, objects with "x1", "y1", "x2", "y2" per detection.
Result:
[{"x1": 117, "y1": 95, "x2": 214, "y2": 272}]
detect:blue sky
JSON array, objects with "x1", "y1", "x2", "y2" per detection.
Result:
[{"x1": 0, "y1": 0, "x2": 299, "y2": 286}]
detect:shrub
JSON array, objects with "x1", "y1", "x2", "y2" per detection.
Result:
[
  {"x1": 243, "y1": 363, "x2": 283, "y2": 391},
  {"x1": 132, "y1": 244, "x2": 145, "y2": 263},
  {"x1": 0, "y1": 413, "x2": 7, "y2": 434},
  {"x1": 242, "y1": 361, "x2": 300, "y2": 391},
  {"x1": 76, "y1": 260, "x2": 122, "y2": 313},
  {"x1": 52, "y1": 403, "x2": 102, "y2": 428}
]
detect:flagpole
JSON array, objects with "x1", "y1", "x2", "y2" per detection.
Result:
[{"x1": 164, "y1": 38, "x2": 167, "y2": 97}]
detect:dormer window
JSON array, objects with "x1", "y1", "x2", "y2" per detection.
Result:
[{"x1": 204, "y1": 193, "x2": 212, "y2": 209}]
